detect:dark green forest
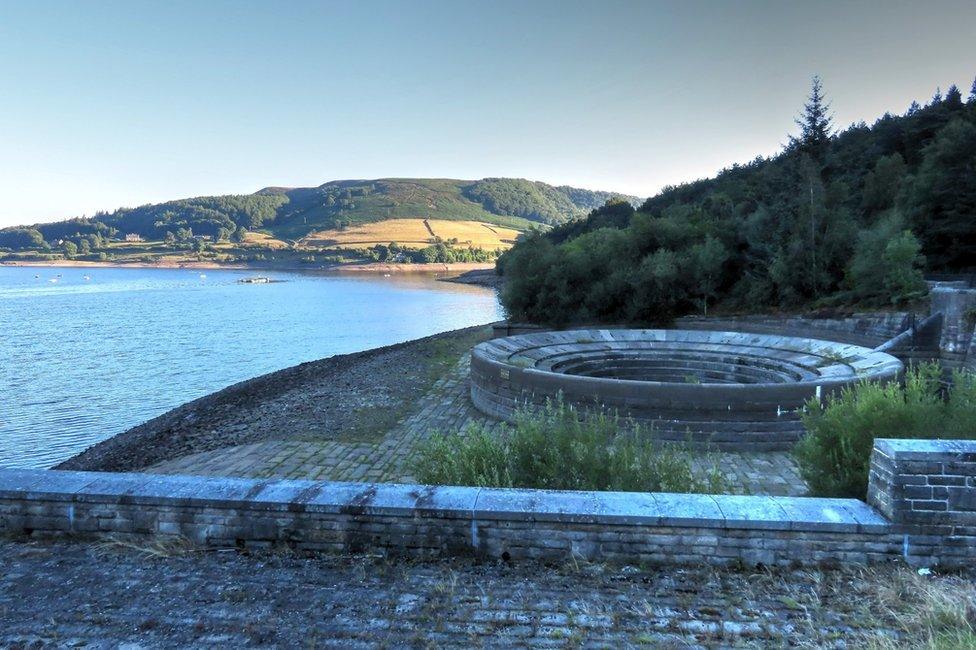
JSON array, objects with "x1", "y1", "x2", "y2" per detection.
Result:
[{"x1": 499, "y1": 77, "x2": 976, "y2": 325}]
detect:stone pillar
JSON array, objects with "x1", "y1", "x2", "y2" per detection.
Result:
[
  {"x1": 868, "y1": 438, "x2": 976, "y2": 566},
  {"x1": 928, "y1": 282, "x2": 976, "y2": 368}
]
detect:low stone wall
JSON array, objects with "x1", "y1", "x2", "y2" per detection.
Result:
[
  {"x1": 675, "y1": 312, "x2": 915, "y2": 349},
  {"x1": 929, "y1": 284, "x2": 976, "y2": 370},
  {"x1": 1, "y1": 439, "x2": 973, "y2": 567},
  {"x1": 867, "y1": 438, "x2": 976, "y2": 566},
  {"x1": 493, "y1": 315, "x2": 915, "y2": 347}
]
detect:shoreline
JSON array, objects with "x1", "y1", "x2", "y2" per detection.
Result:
[
  {"x1": 0, "y1": 258, "x2": 495, "y2": 275},
  {"x1": 56, "y1": 325, "x2": 496, "y2": 473}
]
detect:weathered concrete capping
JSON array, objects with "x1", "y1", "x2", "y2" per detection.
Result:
[{"x1": 0, "y1": 468, "x2": 882, "y2": 532}]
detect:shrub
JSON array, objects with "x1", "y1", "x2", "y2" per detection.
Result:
[
  {"x1": 411, "y1": 398, "x2": 727, "y2": 493},
  {"x1": 795, "y1": 363, "x2": 976, "y2": 499}
]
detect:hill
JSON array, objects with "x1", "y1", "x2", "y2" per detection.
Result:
[
  {"x1": 499, "y1": 77, "x2": 976, "y2": 325},
  {"x1": 0, "y1": 178, "x2": 637, "y2": 252}
]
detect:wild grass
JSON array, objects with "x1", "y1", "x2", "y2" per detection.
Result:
[
  {"x1": 239, "y1": 230, "x2": 289, "y2": 249},
  {"x1": 796, "y1": 363, "x2": 976, "y2": 498},
  {"x1": 92, "y1": 535, "x2": 202, "y2": 558},
  {"x1": 411, "y1": 397, "x2": 727, "y2": 493},
  {"x1": 859, "y1": 568, "x2": 976, "y2": 649}
]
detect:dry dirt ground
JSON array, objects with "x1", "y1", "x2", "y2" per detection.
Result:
[{"x1": 1, "y1": 537, "x2": 974, "y2": 648}]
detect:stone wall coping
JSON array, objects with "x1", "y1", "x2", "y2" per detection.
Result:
[
  {"x1": 873, "y1": 438, "x2": 976, "y2": 460},
  {"x1": 0, "y1": 468, "x2": 889, "y2": 535}
]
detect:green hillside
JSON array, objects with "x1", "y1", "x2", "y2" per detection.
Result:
[
  {"x1": 500, "y1": 77, "x2": 976, "y2": 325},
  {"x1": 261, "y1": 179, "x2": 539, "y2": 239},
  {"x1": 0, "y1": 178, "x2": 638, "y2": 250},
  {"x1": 255, "y1": 177, "x2": 638, "y2": 239}
]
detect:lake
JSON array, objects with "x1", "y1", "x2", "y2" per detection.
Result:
[{"x1": 0, "y1": 265, "x2": 503, "y2": 468}]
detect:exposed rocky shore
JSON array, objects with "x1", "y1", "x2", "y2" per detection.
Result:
[
  {"x1": 440, "y1": 267, "x2": 505, "y2": 289},
  {"x1": 57, "y1": 325, "x2": 494, "y2": 473}
]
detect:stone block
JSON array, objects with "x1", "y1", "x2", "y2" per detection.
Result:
[{"x1": 948, "y1": 487, "x2": 976, "y2": 511}]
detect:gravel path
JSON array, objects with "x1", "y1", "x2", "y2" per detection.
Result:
[{"x1": 2, "y1": 538, "x2": 959, "y2": 648}]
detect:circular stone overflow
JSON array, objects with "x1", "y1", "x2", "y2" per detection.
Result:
[{"x1": 470, "y1": 329, "x2": 903, "y2": 451}]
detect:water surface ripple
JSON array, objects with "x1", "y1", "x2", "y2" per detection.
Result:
[{"x1": 0, "y1": 266, "x2": 503, "y2": 468}]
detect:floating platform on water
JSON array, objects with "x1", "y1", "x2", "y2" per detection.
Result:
[{"x1": 237, "y1": 276, "x2": 283, "y2": 284}]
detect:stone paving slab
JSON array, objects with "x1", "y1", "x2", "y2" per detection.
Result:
[
  {"x1": 1, "y1": 539, "x2": 935, "y2": 648},
  {"x1": 149, "y1": 355, "x2": 806, "y2": 496}
]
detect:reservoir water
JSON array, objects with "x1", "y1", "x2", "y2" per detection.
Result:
[{"x1": 0, "y1": 265, "x2": 503, "y2": 468}]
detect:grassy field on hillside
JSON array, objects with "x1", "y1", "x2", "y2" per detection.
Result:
[
  {"x1": 266, "y1": 179, "x2": 547, "y2": 239},
  {"x1": 241, "y1": 231, "x2": 289, "y2": 249},
  {"x1": 300, "y1": 218, "x2": 521, "y2": 250}
]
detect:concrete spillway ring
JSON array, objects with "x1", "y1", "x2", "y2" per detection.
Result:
[{"x1": 469, "y1": 329, "x2": 903, "y2": 451}]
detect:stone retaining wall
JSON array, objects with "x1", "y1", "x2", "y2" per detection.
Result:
[
  {"x1": 929, "y1": 284, "x2": 976, "y2": 370},
  {"x1": 1, "y1": 439, "x2": 973, "y2": 567},
  {"x1": 867, "y1": 438, "x2": 976, "y2": 566},
  {"x1": 675, "y1": 313, "x2": 915, "y2": 349},
  {"x1": 496, "y1": 311, "x2": 941, "y2": 367},
  {"x1": 497, "y1": 314, "x2": 916, "y2": 349}
]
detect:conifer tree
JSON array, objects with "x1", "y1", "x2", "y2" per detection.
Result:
[
  {"x1": 968, "y1": 77, "x2": 976, "y2": 104},
  {"x1": 788, "y1": 76, "x2": 835, "y2": 288},
  {"x1": 945, "y1": 84, "x2": 963, "y2": 109},
  {"x1": 792, "y1": 76, "x2": 834, "y2": 162}
]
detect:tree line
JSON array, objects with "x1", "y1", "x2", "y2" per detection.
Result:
[
  {"x1": 499, "y1": 76, "x2": 976, "y2": 325},
  {"x1": 365, "y1": 240, "x2": 500, "y2": 264}
]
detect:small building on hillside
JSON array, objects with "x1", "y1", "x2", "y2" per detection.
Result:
[{"x1": 124, "y1": 233, "x2": 144, "y2": 242}]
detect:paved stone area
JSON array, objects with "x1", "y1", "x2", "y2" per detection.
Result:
[
  {"x1": 2, "y1": 538, "x2": 954, "y2": 648},
  {"x1": 150, "y1": 355, "x2": 805, "y2": 496}
]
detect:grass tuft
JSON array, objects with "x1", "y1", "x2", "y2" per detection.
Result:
[
  {"x1": 93, "y1": 535, "x2": 202, "y2": 558},
  {"x1": 411, "y1": 396, "x2": 727, "y2": 493}
]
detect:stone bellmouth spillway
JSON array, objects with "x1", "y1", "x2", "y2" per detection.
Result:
[{"x1": 470, "y1": 329, "x2": 904, "y2": 451}]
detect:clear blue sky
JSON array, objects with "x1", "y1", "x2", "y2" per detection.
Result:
[{"x1": 1, "y1": 0, "x2": 974, "y2": 227}]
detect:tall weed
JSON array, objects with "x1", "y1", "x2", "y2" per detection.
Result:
[
  {"x1": 796, "y1": 363, "x2": 976, "y2": 499},
  {"x1": 412, "y1": 398, "x2": 727, "y2": 494}
]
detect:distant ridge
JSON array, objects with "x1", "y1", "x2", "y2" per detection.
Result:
[{"x1": 2, "y1": 178, "x2": 641, "y2": 244}]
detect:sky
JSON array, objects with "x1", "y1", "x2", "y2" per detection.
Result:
[{"x1": 1, "y1": 0, "x2": 974, "y2": 228}]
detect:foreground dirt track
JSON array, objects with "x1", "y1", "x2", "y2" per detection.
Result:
[{"x1": 1, "y1": 538, "x2": 973, "y2": 648}]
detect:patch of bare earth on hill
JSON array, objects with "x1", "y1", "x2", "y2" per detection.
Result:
[
  {"x1": 57, "y1": 325, "x2": 494, "y2": 473},
  {"x1": 1, "y1": 538, "x2": 974, "y2": 647}
]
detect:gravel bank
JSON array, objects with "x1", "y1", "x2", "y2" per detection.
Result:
[{"x1": 57, "y1": 325, "x2": 494, "y2": 473}]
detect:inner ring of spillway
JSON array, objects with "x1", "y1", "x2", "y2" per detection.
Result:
[{"x1": 510, "y1": 344, "x2": 835, "y2": 385}]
